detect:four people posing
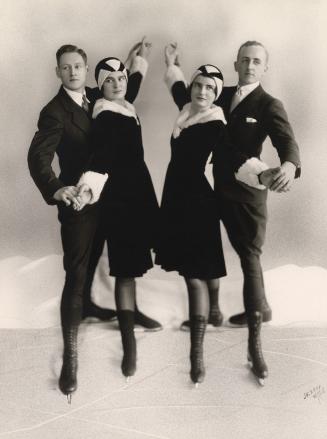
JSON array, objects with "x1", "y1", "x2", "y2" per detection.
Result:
[{"x1": 28, "y1": 37, "x2": 300, "y2": 397}]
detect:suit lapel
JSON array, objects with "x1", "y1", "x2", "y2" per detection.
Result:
[
  {"x1": 58, "y1": 87, "x2": 91, "y2": 134},
  {"x1": 219, "y1": 87, "x2": 236, "y2": 109},
  {"x1": 230, "y1": 84, "x2": 264, "y2": 114},
  {"x1": 216, "y1": 87, "x2": 235, "y2": 121}
]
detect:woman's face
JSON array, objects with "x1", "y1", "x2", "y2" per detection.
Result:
[
  {"x1": 102, "y1": 71, "x2": 127, "y2": 103},
  {"x1": 190, "y1": 75, "x2": 216, "y2": 112}
]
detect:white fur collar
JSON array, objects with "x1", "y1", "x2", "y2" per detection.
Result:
[
  {"x1": 92, "y1": 98, "x2": 139, "y2": 124},
  {"x1": 173, "y1": 103, "x2": 226, "y2": 138}
]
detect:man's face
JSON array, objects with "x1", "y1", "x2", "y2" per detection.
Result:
[
  {"x1": 234, "y1": 45, "x2": 268, "y2": 86},
  {"x1": 56, "y1": 52, "x2": 88, "y2": 93}
]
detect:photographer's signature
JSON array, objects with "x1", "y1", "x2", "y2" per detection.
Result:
[{"x1": 304, "y1": 385, "x2": 325, "y2": 403}]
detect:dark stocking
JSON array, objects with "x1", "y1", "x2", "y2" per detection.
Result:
[{"x1": 115, "y1": 278, "x2": 136, "y2": 377}]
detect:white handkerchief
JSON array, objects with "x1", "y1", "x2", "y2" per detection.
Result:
[{"x1": 246, "y1": 117, "x2": 257, "y2": 123}]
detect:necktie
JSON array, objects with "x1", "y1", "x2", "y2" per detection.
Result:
[
  {"x1": 230, "y1": 86, "x2": 243, "y2": 113},
  {"x1": 82, "y1": 94, "x2": 89, "y2": 113}
]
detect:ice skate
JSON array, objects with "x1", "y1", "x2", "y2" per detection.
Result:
[{"x1": 247, "y1": 311, "x2": 268, "y2": 386}]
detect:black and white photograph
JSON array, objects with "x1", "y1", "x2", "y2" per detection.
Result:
[{"x1": 1, "y1": 0, "x2": 326, "y2": 437}]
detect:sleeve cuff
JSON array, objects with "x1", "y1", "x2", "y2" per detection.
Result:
[
  {"x1": 235, "y1": 157, "x2": 269, "y2": 190},
  {"x1": 282, "y1": 160, "x2": 301, "y2": 179},
  {"x1": 164, "y1": 65, "x2": 187, "y2": 91},
  {"x1": 48, "y1": 180, "x2": 65, "y2": 205},
  {"x1": 129, "y1": 56, "x2": 148, "y2": 77},
  {"x1": 78, "y1": 171, "x2": 108, "y2": 204}
]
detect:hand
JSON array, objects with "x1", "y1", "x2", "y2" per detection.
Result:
[
  {"x1": 164, "y1": 42, "x2": 180, "y2": 67},
  {"x1": 124, "y1": 41, "x2": 142, "y2": 67},
  {"x1": 269, "y1": 161, "x2": 296, "y2": 193},
  {"x1": 53, "y1": 186, "x2": 81, "y2": 207},
  {"x1": 137, "y1": 36, "x2": 152, "y2": 59},
  {"x1": 124, "y1": 37, "x2": 152, "y2": 68},
  {"x1": 72, "y1": 184, "x2": 92, "y2": 211},
  {"x1": 259, "y1": 167, "x2": 281, "y2": 188}
]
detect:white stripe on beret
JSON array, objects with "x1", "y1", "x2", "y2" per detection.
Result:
[
  {"x1": 95, "y1": 57, "x2": 128, "y2": 90},
  {"x1": 190, "y1": 64, "x2": 224, "y2": 100}
]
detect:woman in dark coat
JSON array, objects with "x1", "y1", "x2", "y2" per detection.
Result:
[
  {"x1": 78, "y1": 56, "x2": 159, "y2": 381},
  {"x1": 156, "y1": 44, "x2": 269, "y2": 386},
  {"x1": 155, "y1": 53, "x2": 230, "y2": 385}
]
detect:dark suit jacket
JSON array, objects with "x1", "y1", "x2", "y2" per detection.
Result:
[
  {"x1": 214, "y1": 85, "x2": 301, "y2": 203},
  {"x1": 171, "y1": 81, "x2": 301, "y2": 204},
  {"x1": 28, "y1": 74, "x2": 142, "y2": 205}
]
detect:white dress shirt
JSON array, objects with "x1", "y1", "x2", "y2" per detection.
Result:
[
  {"x1": 63, "y1": 87, "x2": 89, "y2": 107},
  {"x1": 230, "y1": 82, "x2": 260, "y2": 112}
]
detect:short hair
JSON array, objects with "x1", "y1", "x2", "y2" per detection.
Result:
[
  {"x1": 56, "y1": 44, "x2": 87, "y2": 66},
  {"x1": 237, "y1": 41, "x2": 269, "y2": 63}
]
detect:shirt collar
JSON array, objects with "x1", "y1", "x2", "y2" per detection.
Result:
[
  {"x1": 63, "y1": 87, "x2": 89, "y2": 107},
  {"x1": 237, "y1": 82, "x2": 260, "y2": 95}
]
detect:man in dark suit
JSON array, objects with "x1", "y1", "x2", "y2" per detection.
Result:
[
  {"x1": 165, "y1": 41, "x2": 300, "y2": 330},
  {"x1": 213, "y1": 41, "x2": 300, "y2": 327},
  {"x1": 28, "y1": 42, "x2": 161, "y2": 399}
]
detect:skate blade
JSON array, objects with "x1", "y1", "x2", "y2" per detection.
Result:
[
  {"x1": 180, "y1": 324, "x2": 222, "y2": 333},
  {"x1": 249, "y1": 367, "x2": 267, "y2": 387},
  {"x1": 247, "y1": 359, "x2": 267, "y2": 386},
  {"x1": 134, "y1": 325, "x2": 162, "y2": 333},
  {"x1": 83, "y1": 316, "x2": 118, "y2": 324},
  {"x1": 180, "y1": 325, "x2": 190, "y2": 332},
  {"x1": 227, "y1": 321, "x2": 271, "y2": 329},
  {"x1": 227, "y1": 322, "x2": 248, "y2": 328},
  {"x1": 258, "y1": 378, "x2": 265, "y2": 386},
  {"x1": 145, "y1": 327, "x2": 163, "y2": 332}
]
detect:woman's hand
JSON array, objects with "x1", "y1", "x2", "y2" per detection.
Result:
[
  {"x1": 164, "y1": 42, "x2": 180, "y2": 67},
  {"x1": 137, "y1": 36, "x2": 152, "y2": 59},
  {"x1": 124, "y1": 41, "x2": 141, "y2": 67},
  {"x1": 125, "y1": 37, "x2": 152, "y2": 67},
  {"x1": 259, "y1": 168, "x2": 280, "y2": 188}
]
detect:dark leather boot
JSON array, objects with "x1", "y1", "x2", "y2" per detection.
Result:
[
  {"x1": 134, "y1": 305, "x2": 163, "y2": 332},
  {"x1": 229, "y1": 308, "x2": 272, "y2": 327},
  {"x1": 208, "y1": 305, "x2": 224, "y2": 327},
  {"x1": 59, "y1": 326, "x2": 78, "y2": 403},
  {"x1": 117, "y1": 310, "x2": 137, "y2": 378},
  {"x1": 247, "y1": 311, "x2": 268, "y2": 386},
  {"x1": 82, "y1": 301, "x2": 117, "y2": 321},
  {"x1": 190, "y1": 315, "x2": 207, "y2": 386},
  {"x1": 180, "y1": 305, "x2": 223, "y2": 331}
]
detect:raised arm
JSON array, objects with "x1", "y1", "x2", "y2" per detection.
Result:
[
  {"x1": 125, "y1": 37, "x2": 151, "y2": 103},
  {"x1": 164, "y1": 43, "x2": 189, "y2": 110}
]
